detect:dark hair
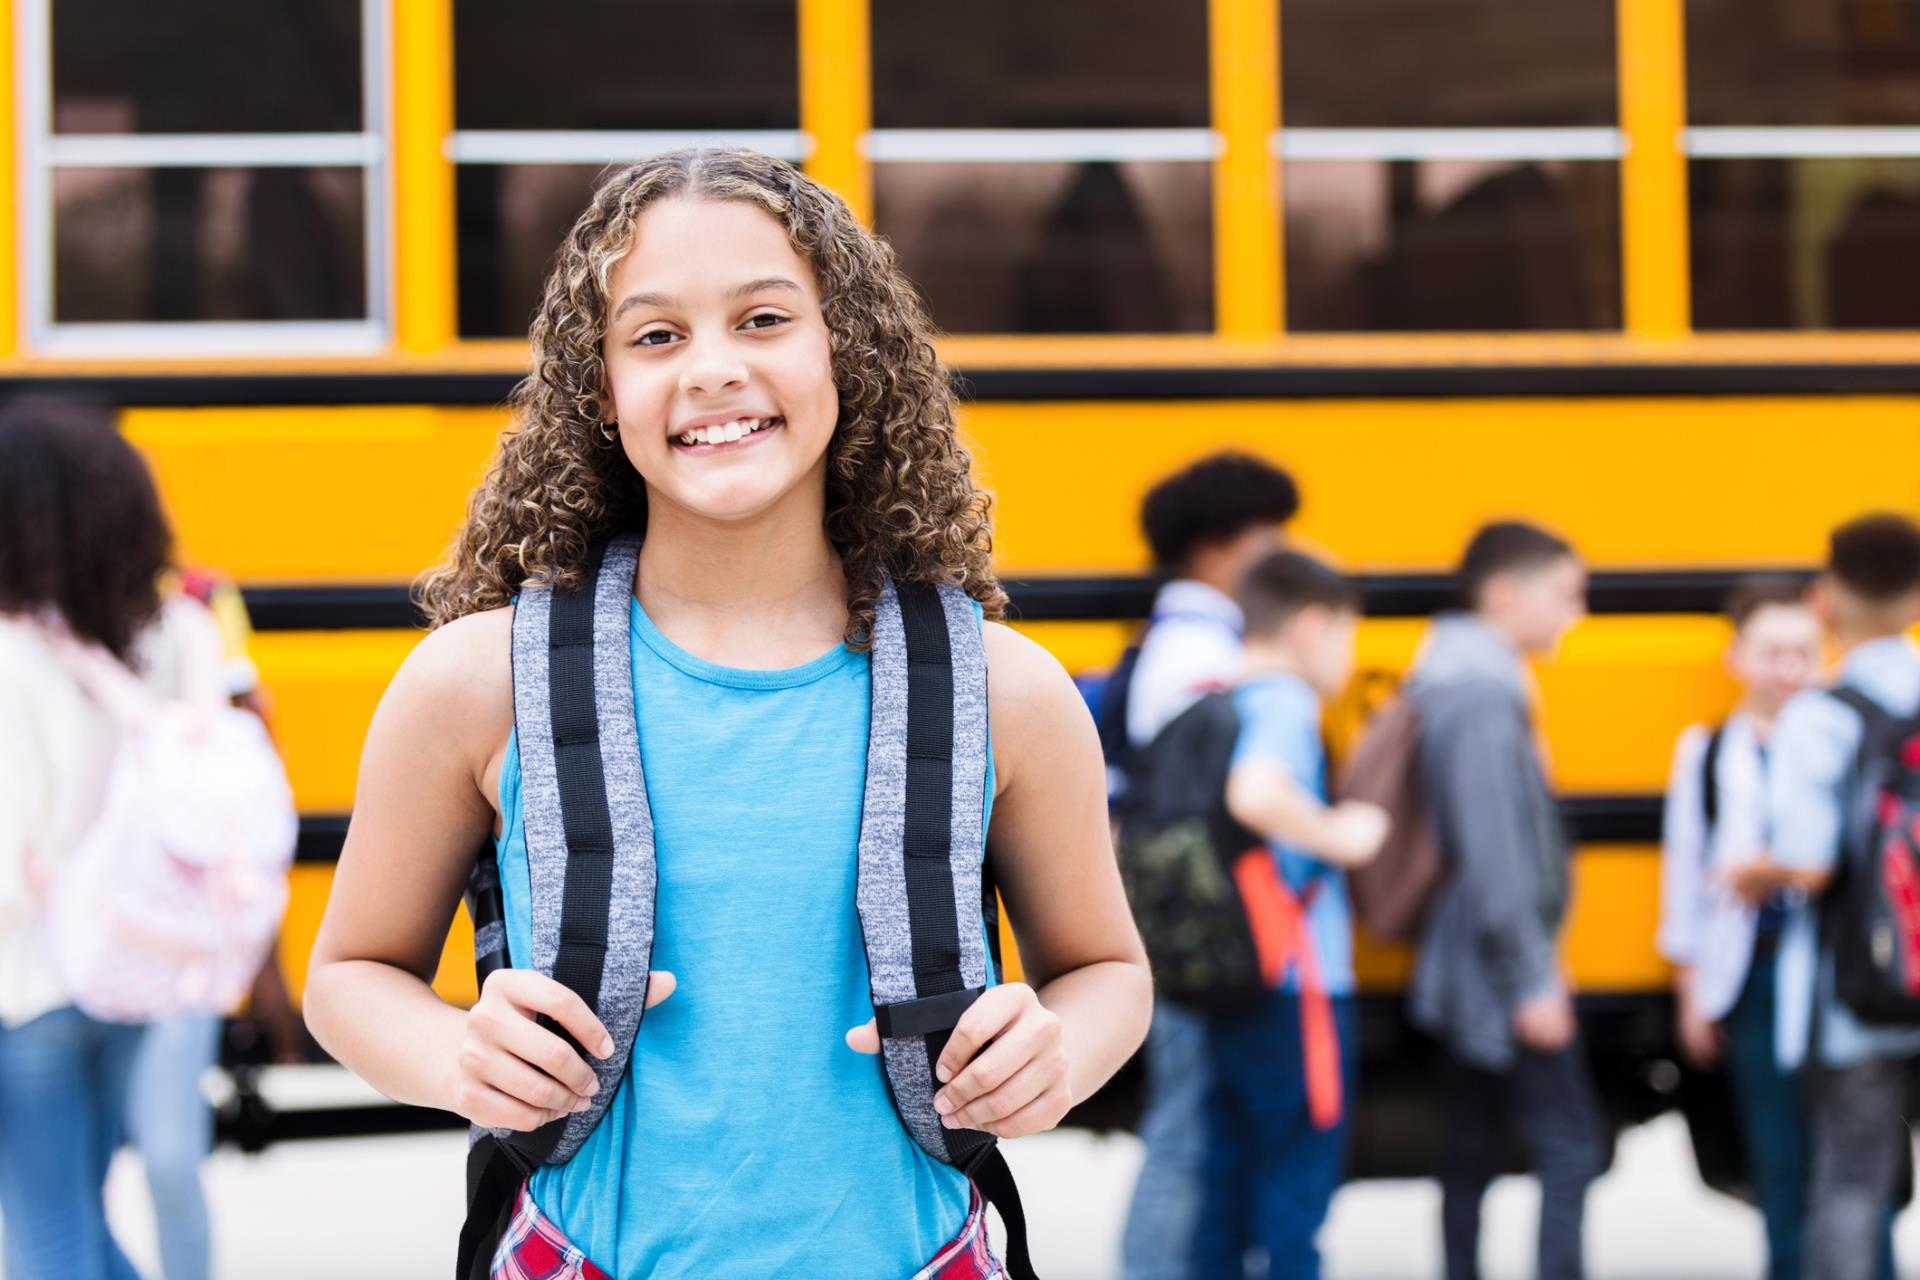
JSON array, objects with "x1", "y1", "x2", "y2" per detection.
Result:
[
  {"x1": 1141, "y1": 453, "x2": 1300, "y2": 570},
  {"x1": 1238, "y1": 549, "x2": 1360, "y2": 637},
  {"x1": 1829, "y1": 513, "x2": 1920, "y2": 604},
  {"x1": 1724, "y1": 575, "x2": 1812, "y2": 630},
  {"x1": 1459, "y1": 520, "x2": 1577, "y2": 609},
  {"x1": 0, "y1": 404, "x2": 173, "y2": 661}
]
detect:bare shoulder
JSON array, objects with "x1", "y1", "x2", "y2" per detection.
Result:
[
  {"x1": 982, "y1": 621, "x2": 1080, "y2": 716},
  {"x1": 982, "y1": 622, "x2": 1097, "y2": 790},
  {"x1": 380, "y1": 606, "x2": 515, "y2": 761}
]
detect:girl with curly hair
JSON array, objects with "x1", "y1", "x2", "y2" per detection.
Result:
[{"x1": 307, "y1": 149, "x2": 1149, "y2": 1278}]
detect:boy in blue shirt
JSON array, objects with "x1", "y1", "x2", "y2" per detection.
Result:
[{"x1": 1192, "y1": 550, "x2": 1389, "y2": 1279}]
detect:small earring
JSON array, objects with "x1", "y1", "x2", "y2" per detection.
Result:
[{"x1": 600, "y1": 421, "x2": 620, "y2": 444}]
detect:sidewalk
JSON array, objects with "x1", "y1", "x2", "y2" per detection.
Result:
[{"x1": 9, "y1": 1067, "x2": 1916, "y2": 1279}]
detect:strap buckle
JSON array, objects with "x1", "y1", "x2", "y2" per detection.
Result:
[{"x1": 872, "y1": 986, "x2": 986, "y2": 1040}]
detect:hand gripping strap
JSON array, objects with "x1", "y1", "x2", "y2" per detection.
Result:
[
  {"x1": 458, "y1": 534, "x2": 656, "y2": 1279},
  {"x1": 856, "y1": 579, "x2": 1040, "y2": 1278}
]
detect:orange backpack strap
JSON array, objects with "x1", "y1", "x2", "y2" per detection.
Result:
[{"x1": 1231, "y1": 851, "x2": 1344, "y2": 1130}]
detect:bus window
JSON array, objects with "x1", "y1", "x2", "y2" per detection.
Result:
[
  {"x1": 869, "y1": 0, "x2": 1208, "y2": 130},
  {"x1": 27, "y1": 0, "x2": 381, "y2": 344},
  {"x1": 450, "y1": 1, "x2": 801, "y2": 339},
  {"x1": 1276, "y1": 0, "x2": 1621, "y2": 334},
  {"x1": 50, "y1": 0, "x2": 362, "y2": 135},
  {"x1": 1691, "y1": 158, "x2": 1920, "y2": 331},
  {"x1": 54, "y1": 167, "x2": 367, "y2": 324},
  {"x1": 867, "y1": 0, "x2": 1212, "y2": 335},
  {"x1": 1279, "y1": 0, "x2": 1617, "y2": 129},
  {"x1": 1687, "y1": 0, "x2": 1920, "y2": 331},
  {"x1": 872, "y1": 160, "x2": 1212, "y2": 336},
  {"x1": 1687, "y1": 0, "x2": 1920, "y2": 127},
  {"x1": 1283, "y1": 158, "x2": 1621, "y2": 332},
  {"x1": 453, "y1": 0, "x2": 798, "y2": 133}
]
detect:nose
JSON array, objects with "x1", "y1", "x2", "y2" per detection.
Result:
[{"x1": 679, "y1": 332, "x2": 749, "y2": 399}]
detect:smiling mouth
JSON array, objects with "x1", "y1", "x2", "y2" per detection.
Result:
[{"x1": 672, "y1": 416, "x2": 785, "y2": 450}]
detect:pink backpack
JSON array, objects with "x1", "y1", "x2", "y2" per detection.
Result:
[{"x1": 35, "y1": 605, "x2": 296, "y2": 1022}]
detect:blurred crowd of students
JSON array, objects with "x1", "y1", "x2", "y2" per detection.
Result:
[
  {"x1": 0, "y1": 406, "x2": 297, "y2": 1280},
  {"x1": 1101, "y1": 452, "x2": 1920, "y2": 1280}
]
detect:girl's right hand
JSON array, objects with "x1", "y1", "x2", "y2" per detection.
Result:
[{"x1": 451, "y1": 966, "x2": 676, "y2": 1131}]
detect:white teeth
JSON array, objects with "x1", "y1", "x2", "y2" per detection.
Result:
[{"x1": 675, "y1": 417, "x2": 777, "y2": 446}]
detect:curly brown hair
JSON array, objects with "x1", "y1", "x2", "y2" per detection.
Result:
[
  {"x1": 417, "y1": 148, "x2": 1004, "y2": 646},
  {"x1": 0, "y1": 403, "x2": 172, "y2": 663}
]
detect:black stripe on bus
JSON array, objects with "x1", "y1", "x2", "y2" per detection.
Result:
[
  {"x1": 245, "y1": 568, "x2": 1810, "y2": 632},
  {"x1": 292, "y1": 794, "x2": 1666, "y2": 864},
  {"x1": 8, "y1": 361, "x2": 1920, "y2": 407}
]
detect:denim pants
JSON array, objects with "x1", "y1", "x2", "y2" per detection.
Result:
[
  {"x1": 1721, "y1": 948, "x2": 1809, "y2": 1280},
  {"x1": 0, "y1": 1006, "x2": 147, "y2": 1280},
  {"x1": 126, "y1": 1011, "x2": 222, "y2": 1280},
  {"x1": 1438, "y1": 1040, "x2": 1608, "y2": 1280},
  {"x1": 1191, "y1": 992, "x2": 1357, "y2": 1280},
  {"x1": 1122, "y1": 1001, "x2": 1215, "y2": 1280}
]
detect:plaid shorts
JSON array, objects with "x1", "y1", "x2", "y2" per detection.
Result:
[{"x1": 489, "y1": 1181, "x2": 1005, "y2": 1280}]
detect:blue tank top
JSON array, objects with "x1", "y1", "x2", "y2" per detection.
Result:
[{"x1": 496, "y1": 595, "x2": 985, "y2": 1277}]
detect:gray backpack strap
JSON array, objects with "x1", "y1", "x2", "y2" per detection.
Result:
[
  {"x1": 457, "y1": 533, "x2": 655, "y2": 1280},
  {"x1": 859, "y1": 577, "x2": 1039, "y2": 1279},
  {"x1": 514, "y1": 529, "x2": 655, "y2": 1161},
  {"x1": 857, "y1": 576, "x2": 993, "y2": 1164}
]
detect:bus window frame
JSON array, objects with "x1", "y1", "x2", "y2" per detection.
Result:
[{"x1": 13, "y1": 0, "x2": 393, "y2": 356}]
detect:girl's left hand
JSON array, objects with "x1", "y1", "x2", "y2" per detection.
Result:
[{"x1": 845, "y1": 982, "x2": 1072, "y2": 1139}]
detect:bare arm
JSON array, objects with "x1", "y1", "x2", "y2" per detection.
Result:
[
  {"x1": 915, "y1": 624, "x2": 1153, "y2": 1137},
  {"x1": 1225, "y1": 760, "x2": 1387, "y2": 868},
  {"x1": 304, "y1": 609, "x2": 627, "y2": 1131}
]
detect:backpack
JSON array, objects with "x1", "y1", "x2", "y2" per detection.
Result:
[
  {"x1": 1341, "y1": 697, "x2": 1446, "y2": 942},
  {"x1": 1114, "y1": 691, "x2": 1307, "y2": 1012},
  {"x1": 34, "y1": 600, "x2": 296, "y2": 1023},
  {"x1": 455, "y1": 535, "x2": 1034, "y2": 1280},
  {"x1": 1824, "y1": 687, "x2": 1920, "y2": 1026},
  {"x1": 1113, "y1": 690, "x2": 1344, "y2": 1126},
  {"x1": 1090, "y1": 605, "x2": 1242, "y2": 806}
]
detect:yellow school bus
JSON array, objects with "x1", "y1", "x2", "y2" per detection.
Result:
[{"x1": 3, "y1": 0, "x2": 1917, "y2": 1165}]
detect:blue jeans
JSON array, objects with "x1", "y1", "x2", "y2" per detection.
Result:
[
  {"x1": 1192, "y1": 992, "x2": 1357, "y2": 1280},
  {"x1": 127, "y1": 1012, "x2": 221, "y2": 1280},
  {"x1": 0, "y1": 1007, "x2": 146, "y2": 1280},
  {"x1": 1123, "y1": 1002, "x2": 1214, "y2": 1280},
  {"x1": 1722, "y1": 948, "x2": 1809, "y2": 1280}
]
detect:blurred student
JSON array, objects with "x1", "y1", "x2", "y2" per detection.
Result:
[
  {"x1": 0, "y1": 407, "x2": 184, "y2": 1280},
  {"x1": 1195, "y1": 552, "x2": 1385, "y2": 1277},
  {"x1": 124, "y1": 569, "x2": 293, "y2": 1280},
  {"x1": 1118, "y1": 452, "x2": 1299, "y2": 1280},
  {"x1": 1409, "y1": 521, "x2": 1605, "y2": 1280},
  {"x1": 1730, "y1": 514, "x2": 1920, "y2": 1280},
  {"x1": 1657, "y1": 580, "x2": 1821, "y2": 1280}
]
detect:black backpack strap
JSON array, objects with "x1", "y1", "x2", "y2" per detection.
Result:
[
  {"x1": 1699, "y1": 722, "x2": 1725, "y2": 840},
  {"x1": 888, "y1": 581, "x2": 1038, "y2": 1280},
  {"x1": 455, "y1": 542, "x2": 624, "y2": 1280}
]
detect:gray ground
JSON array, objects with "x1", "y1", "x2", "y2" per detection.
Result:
[{"x1": 26, "y1": 1066, "x2": 1920, "y2": 1278}]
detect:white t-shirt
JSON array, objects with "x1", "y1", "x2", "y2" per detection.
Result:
[
  {"x1": 1125, "y1": 579, "x2": 1245, "y2": 749},
  {"x1": 0, "y1": 595, "x2": 224, "y2": 1025}
]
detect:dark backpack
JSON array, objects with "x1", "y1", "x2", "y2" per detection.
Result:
[
  {"x1": 457, "y1": 536, "x2": 1035, "y2": 1279},
  {"x1": 1113, "y1": 692, "x2": 1305, "y2": 1012},
  {"x1": 1342, "y1": 697, "x2": 1446, "y2": 942},
  {"x1": 1825, "y1": 687, "x2": 1920, "y2": 1026},
  {"x1": 1091, "y1": 607, "x2": 1242, "y2": 806}
]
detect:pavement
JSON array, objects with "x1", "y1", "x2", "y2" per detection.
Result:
[{"x1": 16, "y1": 1066, "x2": 1920, "y2": 1278}]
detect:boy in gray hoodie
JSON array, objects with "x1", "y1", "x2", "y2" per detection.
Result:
[{"x1": 1409, "y1": 522, "x2": 1606, "y2": 1280}]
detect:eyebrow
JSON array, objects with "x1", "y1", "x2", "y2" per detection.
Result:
[{"x1": 611, "y1": 276, "x2": 803, "y2": 323}]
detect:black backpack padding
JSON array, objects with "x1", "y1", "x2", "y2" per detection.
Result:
[
  {"x1": 455, "y1": 547, "x2": 1036, "y2": 1279},
  {"x1": 1824, "y1": 687, "x2": 1920, "y2": 1027},
  {"x1": 1700, "y1": 722, "x2": 1725, "y2": 836},
  {"x1": 1114, "y1": 691, "x2": 1271, "y2": 1012}
]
